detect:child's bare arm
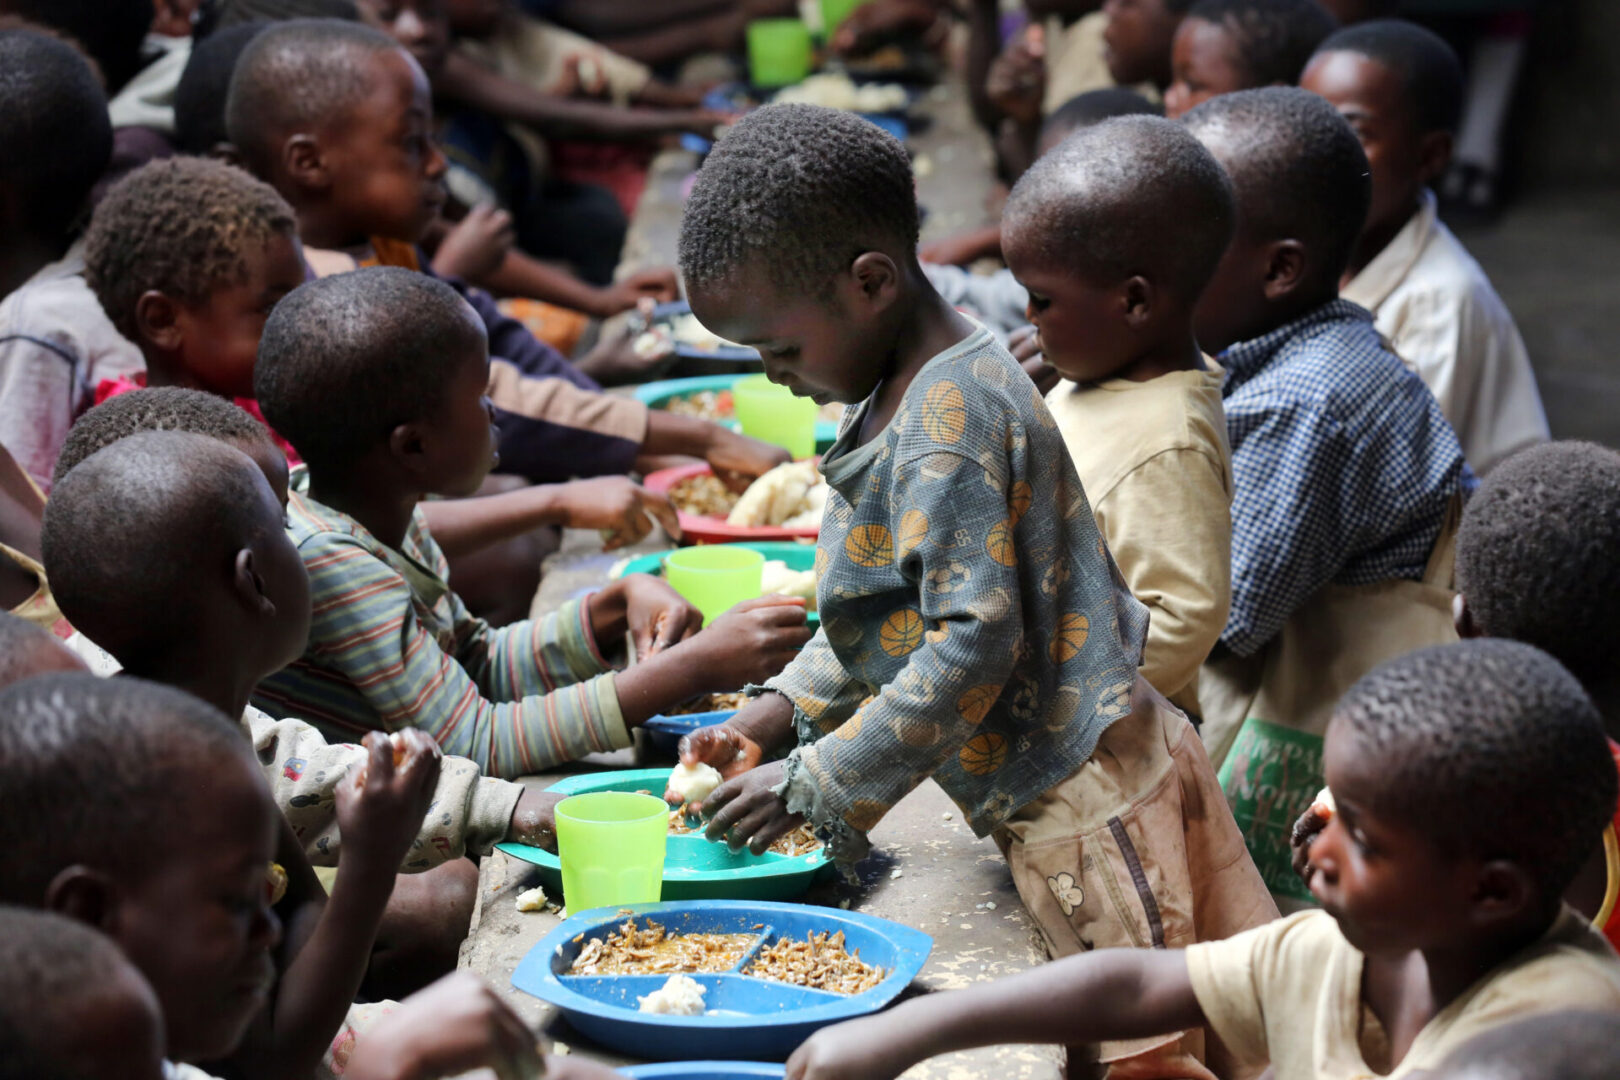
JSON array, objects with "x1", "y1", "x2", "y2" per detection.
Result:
[
  {"x1": 236, "y1": 733, "x2": 443, "y2": 1080},
  {"x1": 420, "y1": 477, "x2": 681, "y2": 557},
  {"x1": 787, "y1": 949, "x2": 1204, "y2": 1080},
  {"x1": 640, "y1": 410, "x2": 792, "y2": 478}
]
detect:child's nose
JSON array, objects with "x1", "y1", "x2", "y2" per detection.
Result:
[{"x1": 425, "y1": 137, "x2": 448, "y2": 180}]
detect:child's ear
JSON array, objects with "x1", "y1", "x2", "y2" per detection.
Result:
[
  {"x1": 1452, "y1": 592, "x2": 1482, "y2": 639},
  {"x1": 1260, "y1": 239, "x2": 1307, "y2": 302},
  {"x1": 43, "y1": 865, "x2": 119, "y2": 930},
  {"x1": 1466, "y1": 858, "x2": 1536, "y2": 930},
  {"x1": 1417, "y1": 129, "x2": 1455, "y2": 188},
  {"x1": 233, "y1": 548, "x2": 278, "y2": 618},
  {"x1": 134, "y1": 291, "x2": 185, "y2": 353},
  {"x1": 849, "y1": 252, "x2": 901, "y2": 309},
  {"x1": 284, "y1": 134, "x2": 331, "y2": 191},
  {"x1": 1120, "y1": 275, "x2": 1154, "y2": 329},
  {"x1": 389, "y1": 422, "x2": 432, "y2": 478},
  {"x1": 213, "y1": 141, "x2": 246, "y2": 167}
]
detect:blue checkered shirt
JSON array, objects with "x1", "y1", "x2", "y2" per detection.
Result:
[{"x1": 1219, "y1": 300, "x2": 1474, "y2": 658}]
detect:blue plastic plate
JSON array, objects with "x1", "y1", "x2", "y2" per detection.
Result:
[
  {"x1": 512, "y1": 900, "x2": 932, "y2": 1061},
  {"x1": 610, "y1": 541, "x2": 821, "y2": 633},
  {"x1": 496, "y1": 770, "x2": 831, "y2": 902},
  {"x1": 643, "y1": 709, "x2": 736, "y2": 759},
  {"x1": 634, "y1": 374, "x2": 842, "y2": 453},
  {"x1": 650, "y1": 302, "x2": 760, "y2": 363},
  {"x1": 621, "y1": 1064, "x2": 784, "y2": 1079}
]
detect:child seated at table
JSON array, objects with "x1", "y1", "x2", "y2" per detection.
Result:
[
  {"x1": 1164, "y1": 0, "x2": 1338, "y2": 117},
  {"x1": 0, "y1": 672, "x2": 608, "y2": 1080},
  {"x1": 788, "y1": 639, "x2": 1620, "y2": 1080},
  {"x1": 1003, "y1": 115, "x2": 1235, "y2": 719},
  {"x1": 0, "y1": 905, "x2": 166, "y2": 1080},
  {"x1": 224, "y1": 19, "x2": 787, "y2": 485},
  {"x1": 1182, "y1": 88, "x2": 1472, "y2": 891},
  {"x1": 1302, "y1": 19, "x2": 1547, "y2": 474},
  {"x1": 675, "y1": 103, "x2": 1274, "y2": 1080},
  {"x1": 249, "y1": 267, "x2": 813, "y2": 777},
  {"x1": 0, "y1": 29, "x2": 142, "y2": 494}
]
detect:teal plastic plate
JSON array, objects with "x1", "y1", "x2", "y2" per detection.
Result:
[
  {"x1": 633, "y1": 374, "x2": 841, "y2": 454},
  {"x1": 611, "y1": 541, "x2": 819, "y2": 631},
  {"x1": 496, "y1": 769, "x2": 832, "y2": 902}
]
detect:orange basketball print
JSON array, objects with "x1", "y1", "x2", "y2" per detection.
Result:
[
  {"x1": 959, "y1": 732, "x2": 1008, "y2": 776},
  {"x1": 897, "y1": 509, "x2": 929, "y2": 559},
  {"x1": 986, "y1": 519, "x2": 1017, "y2": 567},
  {"x1": 956, "y1": 684, "x2": 1001, "y2": 726},
  {"x1": 844, "y1": 523, "x2": 894, "y2": 567},
  {"x1": 879, "y1": 607, "x2": 926, "y2": 657},
  {"x1": 1008, "y1": 481, "x2": 1032, "y2": 526},
  {"x1": 1049, "y1": 613, "x2": 1091, "y2": 663},
  {"x1": 921, "y1": 381, "x2": 968, "y2": 444}
]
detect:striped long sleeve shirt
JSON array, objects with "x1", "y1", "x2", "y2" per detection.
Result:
[{"x1": 251, "y1": 470, "x2": 629, "y2": 778}]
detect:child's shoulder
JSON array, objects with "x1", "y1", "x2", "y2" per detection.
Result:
[
  {"x1": 1399, "y1": 217, "x2": 1518, "y2": 330},
  {"x1": 898, "y1": 330, "x2": 1055, "y2": 454},
  {"x1": 1251, "y1": 303, "x2": 1427, "y2": 414}
]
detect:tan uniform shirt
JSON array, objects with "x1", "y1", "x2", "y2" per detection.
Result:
[
  {"x1": 1187, "y1": 907, "x2": 1620, "y2": 1078},
  {"x1": 1343, "y1": 190, "x2": 1548, "y2": 476},
  {"x1": 1047, "y1": 368, "x2": 1232, "y2": 716}
]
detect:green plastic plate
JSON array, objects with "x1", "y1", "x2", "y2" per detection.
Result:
[
  {"x1": 496, "y1": 769, "x2": 832, "y2": 902},
  {"x1": 633, "y1": 374, "x2": 841, "y2": 454},
  {"x1": 611, "y1": 541, "x2": 819, "y2": 631}
]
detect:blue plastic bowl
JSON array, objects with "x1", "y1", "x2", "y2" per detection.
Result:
[
  {"x1": 643, "y1": 710, "x2": 736, "y2": 759},
  {"x1": 621, "y1": 1064, "x2": 784, "y2": 1079},
  {"x1": 513, "y1": 900, "x2": 931, "y2": 1061}
]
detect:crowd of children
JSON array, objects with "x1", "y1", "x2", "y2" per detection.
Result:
[{"x1": 0, "y1": 0, "x2": 1610, "y2": 1077}]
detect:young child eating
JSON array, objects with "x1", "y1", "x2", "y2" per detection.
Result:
[
  {"x1": 1302, "y1": 19, "x2": 1548, "y2": 474},
  {"x1": 0, "y1": 905, "x2": 166, "y2": 1080},
  {"x1": 1182, "y1": 87, "x2": 1473, "y2": 890},
  {"x1": 788, "y1": 640, "x2": 1620, "y2": 1080},
  {"x1": 0, "y1": 29, "x2": 141, "y2": 493},
  {"x1": 675, "y1": 103, "x2": 1274, "y2": 1079},
  {"x1": 1164, "y1": 0, "x2": 1338, "y2": 118},
  {"x1": 224, "y1": 18, "x2": 787, "y2": 485},
  {"x1": 1004, "y1": 114, "x2": 1235, "y2": 718},
  {"x1": 249, "y1": 267, "x2": 812, "y2": 776}
]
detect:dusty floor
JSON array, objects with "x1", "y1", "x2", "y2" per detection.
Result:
[{"x1": 1456, "y1": 186, "x2": 1620, "y2": 447}]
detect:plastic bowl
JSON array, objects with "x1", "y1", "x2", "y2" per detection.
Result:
[
  {"x1": 644, "y1": 464, "x2": 822, "y2": 545},
  {"x1": 511, "y1": 900, "x2": 932, "y2": 1061},
  {"x1": 621, "y1": 1065, "x2": 784, "y2": 1079},
  {"x1": 497, "y1": 770, "x2": 832, "y2": 903}
]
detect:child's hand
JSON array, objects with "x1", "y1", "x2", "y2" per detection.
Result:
[
  {"x1": 507, "y1": 788, "x2": 563, "y2": 853},
  {"x1": 577, "y1": 324, "x2": 678, "y2": 385},
  {"x1": 678, "y1": 596, "x2": 812, "y2": 688},
  {"x1": 430, "y1": 204, "x2": 516, "y2": 283},
  {"x1": 550, "y1": 476, "x2": 681, "y2": 548},
  {"x1": 985, "y1": 24, "x2": 1046, "y2": 127},
  {"x1": 594, "y1": 267, "x2": 680, "y2": 316},
  {"x1": 336, "y1": 730, "x2": 442, "y2": 876},
  {"x1": 706, "y1": 427, "x2": 793, "y2": 479},
  {"x1": 787, "y1": 1013, "x2": 911, "y2": 1080},
  {"x1": 1290, "y1": 803, "x2": 1331, "y2": 884},
  {"x1": 675, "y1": 723, "x2": 767, "y2": 785},
  {"x1": 342, "y1": 971, "x2": 545, "y2": 1080},
  {"x1": 618, "y1": 573, "x2": 703, "y2": 657},
  {"x1": 702, "y1": 759, "x2": 803, "y2": 854}
]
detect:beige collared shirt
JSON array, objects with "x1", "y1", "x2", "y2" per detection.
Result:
[{"x1": 1343, "y1": 190, "x2": 1548, "y2": 475}]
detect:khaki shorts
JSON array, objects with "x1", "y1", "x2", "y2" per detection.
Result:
[{"x1": 994, "y1": 678, "x2": 1277, "y2": 1076}]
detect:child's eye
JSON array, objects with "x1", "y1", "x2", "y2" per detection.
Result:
[
  {"x1": 1028, "y1": 294, "x2": 1050, "y2": 312},
  {"x1": 769, "y1": 346, "x2": 800, "y2": 360}
]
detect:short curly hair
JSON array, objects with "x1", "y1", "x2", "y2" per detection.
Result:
[
  {"x1": 53, "y1": 387, "x2": 272, "y2": 487},
  {"x1": 1185, "y1": 0, "x2": 1339, "y2": 87},
  {"x1": 1313, "y1": 18, "x2": 1463, "y2": 134},
  {"x1": 83, "y1": 158, "x2": 297, "y2": 343},
  {"x1": 1454, "y1": 442, "x2": 1620, "y2": 723},
  {"x1": 0, "y1": 671, "x2": 252, "y2": 906},
  {"x1": 1182, "y1": 86, "x2": 1370, "y2": 288},
  {"x1": 1334, "y1": 640, "x2": 1616, "y2": 906},
  {"x1": 255, "y1": 267, "x2": 485, "y2": 470},
  {"x1": 679, "y1": 104, "x2": 919, "y2": 298},
  {"x1": 1005, "y1": 115, "x2": 1234, "y2": 301}
]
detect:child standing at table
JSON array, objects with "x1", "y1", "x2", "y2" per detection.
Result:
[{"x1": 675, "y1": 103, "x2": 1274, "y2": 1080}]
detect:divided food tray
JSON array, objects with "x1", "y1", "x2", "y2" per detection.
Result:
[
  {"x1": 620, "y1": 1064, "x2": 784, "y2": 1079},
  {"x1": 634, "y1": 374, "x2": 841, "y2": 454},
  {"x1": 643, "y1": 464, "x2": 823, "y2": 544},
  {"x1": 512, "y1": 900, "x2": 931, "y2": 1061},
  {"x1": 496, "y1": 769, "x2": 833, "y2": 902}
]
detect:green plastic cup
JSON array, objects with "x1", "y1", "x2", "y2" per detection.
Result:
[
  {"x1": 555, "y1": 792, "x2": 669, "y2": 911},
  {"x1": 663, "y1": 545, "x2": 764, "y2": 626},
  {"x1": 747, "y1": 18, "x2": 813, "y2": 88},
  {"x1": 732, "y1": 374, "x2": 817, "y2": 460},
  {"x1": 820, "y1": 0, "x2": 868, "y2": 37}
]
